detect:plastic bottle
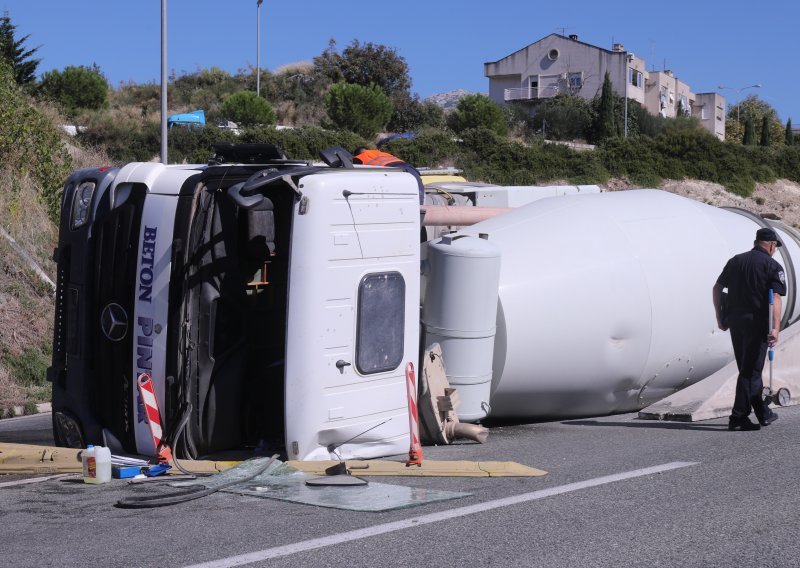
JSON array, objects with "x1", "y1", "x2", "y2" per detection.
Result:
[{"x1": 82, "y1": 444, "x2": 112, "y2": 484}]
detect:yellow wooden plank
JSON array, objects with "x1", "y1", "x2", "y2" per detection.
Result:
[
  {"x1": 0, "y1": 443, "x2": 546, "y2": 478},
  {"x1": 287, "y1": 460, "x2": 547, "y2": 477}
]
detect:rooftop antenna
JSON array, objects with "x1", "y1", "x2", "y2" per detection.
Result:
[
  {"x1": 556, "y1": 26, "x2": 570, "y2": 36},
  {"x1": 649, "y1": 40, "x2": 656, "y2": 71}
]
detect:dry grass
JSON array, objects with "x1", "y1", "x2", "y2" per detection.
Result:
[
  {"x1": 0, "y1": 168, "x2": 59, "y2": 406},
  {"x1": 0, "y1": 169, "x2": 58, "y2": 275},
  {"x1": 0, "y1": 365, "x2": 27, "y2": 409},
  {"x1": 273, "y1": 60, "x2": 315, "y2": 75}
]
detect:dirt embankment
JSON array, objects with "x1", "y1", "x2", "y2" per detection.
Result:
[{"x1": 605, "y1": 178, "x2": 800, "y2": 229}]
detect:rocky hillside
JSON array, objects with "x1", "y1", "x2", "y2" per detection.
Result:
[
  {"x1": 425, "y1": 89, "x2": 476, "y2": 110},
  {"x1": 607, "y1": 178, "x2": 800, "y2": 228}
]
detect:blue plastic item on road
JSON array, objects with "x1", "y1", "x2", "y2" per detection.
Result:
[{"x1": 144, "y1": 463, "x2": 172, "y2": 477}]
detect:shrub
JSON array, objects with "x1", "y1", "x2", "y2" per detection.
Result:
[
  {"x1": 1, "y1": 346, "x2": 49, "y2": 388},
  {"x1": 324, "y1": 82, "x2": 393, "y2": 138},
  {"x1": 448, "y1": 94, "x2": 508, "y2": 136},
  {"x1": 381, "y1": 128, "x2": 458, "y2": 168},
  {"x1": 221, "y1": 90, "x2": 276, "y2": 127},
  {"x1": 78, "y1": 113, "x2": 161, "y2": 163},
  {"x1": 23, "y1": 400, "x2": 37, "y2": 415},
  {"x1": 721, "y1": 175, "x2": 755, "y2": 198},
  {"x1": 38, "y1": 64, "x2": 108, "y2": 116},
  {"x1": 563, "y1": 150, "x2": 609, "y2": 185},
  {"x1": 0, "y1": 61, "x2": 72, "y2": 221},
  {"x1": 168, "y1": 125, "x2": 239, "y2": 164},
  {"x1": 775, "y1": 146, "x2": 800, "y2": 181},
  {"x1": 752, "y1": 164, "x2": 776, "y2": 183},
  {"x1": 388, "y1": 96, "x2": 446, "y2": 132},
  {"x1": 529, "y1": 95, "x2": 593, "y2": 141},
  {"x1": 242, "y1": 125, "x2": 367, "y2": 161}
]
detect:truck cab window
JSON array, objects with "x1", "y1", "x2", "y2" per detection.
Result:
[{"x1": 356, "y1": 272, "x2": 405, "y2": 374}]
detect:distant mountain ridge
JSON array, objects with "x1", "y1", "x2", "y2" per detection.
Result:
[{"x1": 424, "y1": 89, "x2": 477, "y2": 110}]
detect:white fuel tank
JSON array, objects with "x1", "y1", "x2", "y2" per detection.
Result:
[
  {"x1": 446, "y1": 189, "x2": 800, "y2": 419},
  {"x1": 422, "y1": 234, "x2": 501, "y2": 421}
]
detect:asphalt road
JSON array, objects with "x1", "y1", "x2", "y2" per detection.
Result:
[{"x1": 2, "y1": 408, "x2": 799, "y2": 568}]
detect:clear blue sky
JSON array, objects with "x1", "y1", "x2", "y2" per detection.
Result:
[{"x1": 5, "y1": 0, "x2": 799, "y2": 123}]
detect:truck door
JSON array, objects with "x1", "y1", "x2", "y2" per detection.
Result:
[{"x1": 283, "y1": 169, "x2": 420, "y2": 460}]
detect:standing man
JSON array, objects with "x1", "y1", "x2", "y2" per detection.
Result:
[
  {"x1": 352, "y1": 146, "x2": 425, "y2": 205},
  {"x1": 712, "y1": 227, "x2": 786, "y2": 431}
]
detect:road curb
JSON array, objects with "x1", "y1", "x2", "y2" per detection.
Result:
[{"x1": 0, "y1": 402, "x2": 51, "y2": 420}]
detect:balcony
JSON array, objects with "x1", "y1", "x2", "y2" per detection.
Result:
[{"x1": 504, "y1": 87, "x2": 559, "y2": 101}]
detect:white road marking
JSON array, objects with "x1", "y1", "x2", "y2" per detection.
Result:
[
  {"x1": 0, "y1": 473, "x2": 75, "y2": 487},
  {"x1": 183, "y1": 461, "x2": 698, "y2": 568}
]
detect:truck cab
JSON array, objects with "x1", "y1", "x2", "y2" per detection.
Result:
[{"x1": 49, "y1": 144, "x2": 420, "y2": 461}]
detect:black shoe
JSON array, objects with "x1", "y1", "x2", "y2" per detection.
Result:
[
  {"x1": 759, "y1": 412, "x2": 779, "y2": 427},
  {"x1": 728, "y1": 418, "x2": 761, "y2": 431}
]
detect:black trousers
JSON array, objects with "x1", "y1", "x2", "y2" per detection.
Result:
[{"x1": 728, "y1": 313, "x2": 769, "y2": 421}]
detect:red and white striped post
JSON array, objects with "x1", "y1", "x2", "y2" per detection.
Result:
[
  {"x1": 405, "y1": 362, "x2": 424, "y2": 466},
  {"x1": 137, "y1": 372, "x2": 172, "y2": 463}
]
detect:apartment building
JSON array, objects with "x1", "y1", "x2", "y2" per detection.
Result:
[{"x1": 484, "y1": 34, "x2": 725, "y2": 140}]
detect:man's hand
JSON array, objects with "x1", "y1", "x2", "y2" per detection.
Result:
[{"x1": 768, "y1": 328, "x2": 780, "y2": 347}]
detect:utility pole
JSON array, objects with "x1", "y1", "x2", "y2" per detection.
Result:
[
  {"x1": 256, "y1": 0, "x2": 263, "y2": 96},
  {"x1": 160, "y1": 0, "x2": 168, "y2": 164}
]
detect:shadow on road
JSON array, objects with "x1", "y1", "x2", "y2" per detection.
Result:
[{"x1": 563, "y1": 419, "x2": 730, "y2": 432}]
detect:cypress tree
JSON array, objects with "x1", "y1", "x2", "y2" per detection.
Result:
[
  {"x1": 594, "y1": 71, "x2": 615, "y2": 141},
  {"x1": 786, "y1": 118, "x2": 793, "y2": 146},
  {"x1": 743, "y1": 117, "x2": 755, "y2": 145},
  {"x1": 760, "y1": 116, "x2": 770, "y2": 146},
  {"x1": 0, "y1": 11, "x2": 39, "y2": 86}
]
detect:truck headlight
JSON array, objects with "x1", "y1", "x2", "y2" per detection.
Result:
[
  {"x1": 70, "y1": 181, "x2": 96, "y2": 229},
  {"x1": 53, "y1": 411, "x2": 85, "y2": 448}
]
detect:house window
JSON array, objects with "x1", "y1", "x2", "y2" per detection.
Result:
[
  {"x1": 355, "y1": 272, "x2": 405, "y2": 374},
  {"x1": 568, "y1": 72, "x2": 583, "y2": 89},
  {"x1": 628, "y1": 68, "x2": 643, "y2": 88},
  {"x1": 678, "y1": 95, "x2": 690, "y2": 116}
]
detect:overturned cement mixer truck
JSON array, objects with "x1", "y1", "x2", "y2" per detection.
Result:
[{"x1": 48, "y1": 143, "x2": 800, "y2": 461}]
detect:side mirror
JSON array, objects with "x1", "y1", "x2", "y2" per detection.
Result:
[
  {"x1": 319, "y1": 146, "x2": 354, "y2": 169},
  {"x1": 228, "y1": 181, "x2": 272, "y2": 211}
]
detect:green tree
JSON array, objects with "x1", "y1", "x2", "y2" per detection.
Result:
[
  {"x1": 388, "y1": 95, "x2": 445, "y2": 132},
  {"x1": 221, "y1": 90, "x2": 276, "y2": 126},
  {"x1": 324, "y1": 82, "x2": 393, "y2": 138},
  {"x1": 38, "y1": 64, "x2": 108, "y2": 116},
  {"x1": 760, "y1": 115, "x2": 771, "y2": 146},
  {"x1": 314, "y1": 39, "x2": 411, "y2": 100},
  {"x1": 0, "y1": 11, "x2": 39, "y2": 86},
  {"x1": 592, "y1": 72, "x2": 616, "y2": 142},
  {"x1": 728, "y1": 95, "x2": 783, "y2": 145},
  {"x1": 530, "y1": 94, "x2": 593, "y2": 141},
  {"x1": 743, "y1": 116, "x2": 755, "y2": 145},
  {"x1": 786, "y1": 118, "x2": 793, "y2": 146},
  {"x1": 447, "y1": 94, "x2": 507, "y2": 136}
]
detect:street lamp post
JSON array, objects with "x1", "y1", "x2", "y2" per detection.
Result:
[
  {"x1": 624, "y1": 54, "x2": 634, "y2": 138},
  {"x1": 256, "y1": 0, "x2": 263, "y2": 96},
  {"x1": 718, "y1": 83, "x2": 761, "y2": 122},
  {"x1": 160, "y1": 0, "x2": 167, "y2": 164}
]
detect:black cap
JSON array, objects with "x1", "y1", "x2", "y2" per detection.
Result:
[{"x1": 756, "y1": 227, "x2": 782, "y2": 247}]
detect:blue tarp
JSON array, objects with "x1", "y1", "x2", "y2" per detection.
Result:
[
  {"x1": 377, "y1": 132, "x2": 417, "y2": 147},
  {"x1": 167, "y1": 109, "x2": 206, "y2": 128}
]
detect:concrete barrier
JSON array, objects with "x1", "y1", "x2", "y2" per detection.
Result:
[{"x1": 639, "y1": 323, "x2": 800, "y2": 421}]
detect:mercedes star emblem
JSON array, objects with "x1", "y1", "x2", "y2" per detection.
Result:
[{"x1": 101, "y1": 303, "x2": 128, "y2": 342}]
